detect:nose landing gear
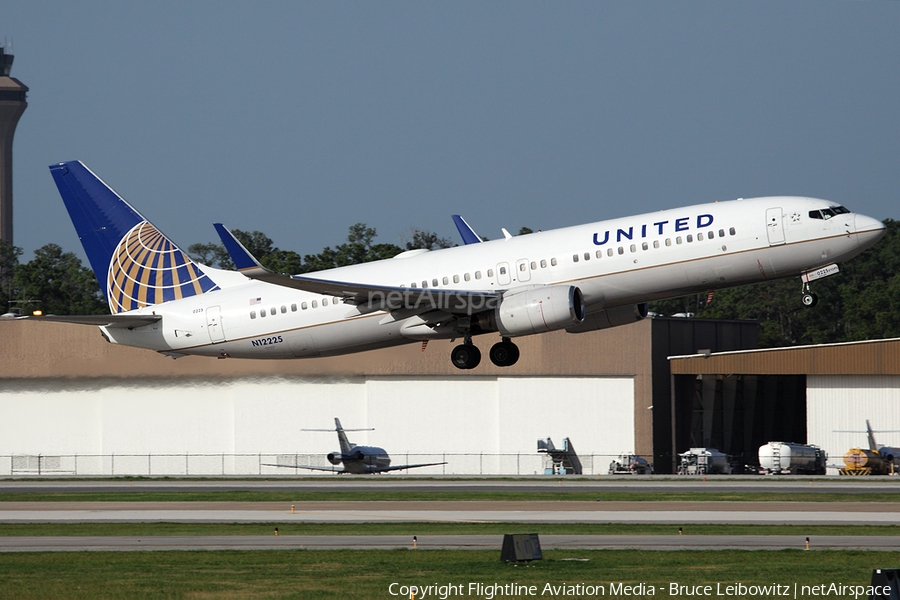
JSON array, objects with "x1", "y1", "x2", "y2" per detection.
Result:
[{"x1": 801, "y1": 281, "x2": 818, "y2": 307}]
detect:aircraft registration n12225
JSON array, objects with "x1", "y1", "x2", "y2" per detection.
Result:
[{"x1": 13, "y1": 160, "x2": 886, "y2": 369}]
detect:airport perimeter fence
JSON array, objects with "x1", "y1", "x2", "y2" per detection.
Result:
[{"x1": 0, "y1": 453, "x2": 656, "y2": 477}]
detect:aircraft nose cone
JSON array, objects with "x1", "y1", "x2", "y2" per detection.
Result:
[{"x1": 854, "y1": 214, "x2": 887, "y2": 250}]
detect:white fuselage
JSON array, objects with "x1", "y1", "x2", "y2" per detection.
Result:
[{"x1": 101, "y1": 196, "x2": 884, "y2": 359}]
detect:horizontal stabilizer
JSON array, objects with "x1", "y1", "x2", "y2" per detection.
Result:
[{"x1": 5, "y1": 313, "x2": 161, "y2": 329}]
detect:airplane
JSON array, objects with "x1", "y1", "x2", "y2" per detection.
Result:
[
  {"x1": 13, "y1": 160, "x2": 886, "y2": 370},
  {"x1": 264, "y1": 418, "x2": 447, "y2": 474},
  {"x1": 835, "y1": 420, "x2": 900, "y2": 470}
]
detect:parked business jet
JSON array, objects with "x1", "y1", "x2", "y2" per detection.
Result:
[
  {"x1": 19, "y1": 161, "x2": 886, "y2": 369},
  {"x1": 264, "y1": 418, "x2": 446, "y2": 474}
]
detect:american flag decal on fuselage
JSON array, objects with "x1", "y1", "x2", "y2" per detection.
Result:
[{"x1": 107, "y1": 221, "x2": 220, "y2": 313}]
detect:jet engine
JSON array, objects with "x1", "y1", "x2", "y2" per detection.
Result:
[
  {"x1": 490, "y1": 285, "x2": 585, "y2": 337},
  {"x1": 566, "y1": 303, "x2": 648, "y2": 334},
  {"x1": 326, "y1": 452, "x2": 343, "y2": 465}
]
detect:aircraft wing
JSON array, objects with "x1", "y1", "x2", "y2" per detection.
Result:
[
  {"x1": 452, "y1": 215, "x2": 482, "y2": 244},
  {"x1": 261, "y1": 463, "x2": 343, "y2": 473},
  {"x1": 372, "y1": 461, "x2": 448, "y2": 473},
  {"x1": 213, "y1": 223, "x2": 500, "y2": 315},
  {"x1": 4, "y1": 314, "x2": 161, "y2": 329}
]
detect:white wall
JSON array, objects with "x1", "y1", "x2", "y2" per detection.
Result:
[
  {"x1": 807, "y1": 375, "x2": 900, "y2": 472},
  {"x1": 0, "y1": 375, "x2": 634, "y2": 474}
]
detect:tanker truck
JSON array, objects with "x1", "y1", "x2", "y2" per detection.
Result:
[{"x1": 758, "y1": 442, "x2": 826, "y2": 475}]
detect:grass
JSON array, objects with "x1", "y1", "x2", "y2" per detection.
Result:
[
  {"x1": 1, "y1": 549, "x2": 897, "y2": 599},
  {"x1": 2, "y1": 490, "x2": 899, "y2": 502},
  {"x1": 1, "y1": 521, "x2": 899, "y2": 537}
]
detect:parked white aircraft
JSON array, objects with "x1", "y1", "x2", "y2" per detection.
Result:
[
  {"x1": 264, "y1": 418, "x2": 446, "y2": 474},
  {"x1": 17, "y1": 161, "x2": 886, "y2": 369}
]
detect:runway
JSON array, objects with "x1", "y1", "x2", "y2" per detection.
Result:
[
  {"x1": 3, "y1": 479, "x2": 899, "y2": 552},
  {"x1": 3, "y1": 534, "x2": 900, "y2": 552},
  {"x1": 2, "y1": 500, "x2": 899, "y2": 525}
]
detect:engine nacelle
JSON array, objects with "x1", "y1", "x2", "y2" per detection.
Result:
[
  {"x1": 565, "y1": 303, "x2": 648, "y2": 334},
  {"x1": 493, "y1": 285, "x2": 585, "y2": 337},
  {"x1": 326, "y1": 452, "x2": 343, "y2": 465}
]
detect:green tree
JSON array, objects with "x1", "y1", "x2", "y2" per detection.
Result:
[
  {"x1": 0, "y1": 239, "x2": 22, "y2": 314},
  {"x1": 12, "y1": 244, "x2": 106, "y2": 315},
  {"x1": 404, "y1": 229, "x2": 453, "y2": 251}
]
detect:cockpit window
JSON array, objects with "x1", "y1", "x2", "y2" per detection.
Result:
[{"x1": 810, "y1": 206, "x2": 850, "y2": 220}]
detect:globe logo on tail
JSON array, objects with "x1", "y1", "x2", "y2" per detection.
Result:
[{"x1": 107, "y1": 221, "x2": 220, "y2": 313}]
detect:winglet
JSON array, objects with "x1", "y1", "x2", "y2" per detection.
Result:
[
  {"x1": 452, "y1": 215, "x2": 482, "y2": 245},
  {"x1": 213, "y1": 223, "x2": 267, "y2": 273}
]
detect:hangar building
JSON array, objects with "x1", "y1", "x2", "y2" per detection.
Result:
[
  {"x1": 0, "y1": 317, "x2": 753, "y2": 475},
  {"x1": 2, "y1": 319, "x2": 897, "y2": 475}
]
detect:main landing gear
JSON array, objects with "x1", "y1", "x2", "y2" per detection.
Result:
[
  {"x1": 450, "y1": 335, "x2": 520, "y2": 370},
  {"x1": 489, "y1": 338, "x2": 520, "y2": 367},
  {"x1": 801, "y1": 281, "x2": 818, "y2": 307}
]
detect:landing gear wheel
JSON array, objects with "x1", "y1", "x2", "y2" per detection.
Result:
[
  {"x1": 802, "y1": 292, "x2": 818, "y2": 307},
  {"x1": 489, "y1": 340, "x2": 520, "y2": 367},
  {"x1": 451, "y1": 344, "x2": 481, "y2": 370}
]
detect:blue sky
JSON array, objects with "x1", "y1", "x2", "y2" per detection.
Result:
[{"x1": 4, "y1": 1, "x2": 899, "y2": 264}]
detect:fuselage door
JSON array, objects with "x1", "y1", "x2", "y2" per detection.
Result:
[
  {"x1": 766, "y1": 207, "x2": 785, "y2": 246},
  {"x1": 515, "y1": 259, "x2": 531, "y2": 282},
  {"x1": 206, "y1": 306, "x2": 225, "y2": 343},
  {"x1": 496, "y1": 262, "x2": 511, "y2": 286}
]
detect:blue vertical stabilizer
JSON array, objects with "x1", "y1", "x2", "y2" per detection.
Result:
[{"x1": 48, "y1": 161, "x2": 219, "y2": 313}]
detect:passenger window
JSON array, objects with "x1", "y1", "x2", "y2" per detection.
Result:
[
  {"x1": 530, "y1": 261, "x2": 537, "y2": 270},
  {"x1": 719, "y1": 229, "x2": 725, "y2": 237},
  {"x1": 270, "y1": 307, "x2": 276, "y2": 315},
  {"x1": 497, "y1": 268, "x2": 505, "y2": 276},
  {"x1": 432, "y1": 278, "x2": 439, "y2": 287},
  {"x1": 291, "y1": 304, "x2": 297, "y2": 312},
  {"x1": 422, "y1": 281, "x2": 428, "y2": 288},
  {"x1": 250, "y1": 311, "x2": 256, "y2": 319},
  {"x1": 443, "y1": 277, "x2": 449, "y2": 285},
  {"x1": 323, "y1": 298, "x2": 329, "y2": 306},
  {"x1": 686, "y1": 234, "x2": 693, "y2": 243},
  {"x1": 697, "y1": 232, "x2": 704, "y2": 241},
  {"x1": 312, "y1": 300, "x2": 318, "y2": 308},
  {"x1": 618, "y1": 247, "x2": 624, "y2": 255},
  {"x1": 665, "y1": 238, "x2": 672, "y2": 247},
  {"x1": 573, "y1": 254, "x2": 579, "y2": 263},
  {"x1": 301, "y1": 302, "x2": 308, "y2": 310},
  {"x1": 729, "y1": 227, "x2": 736, "y2": 235},
  {"x1": 630, "y1": 244, "x2": 636, "y2": 253},
  {"x1": 281, "y1": 305, "x2": 287, "y2": 313},
  {"x1": 653, "y1": 240, "x2": 660, "y2": 249},
  {"x1": 411, "y1": 283, "x2": 417, "y2": 288},
  {"x1": 260, "y1": 310, "x2": 266, "y2": 318},
  {"x1": 550, "y1": 258, "x2": 557, "y2": 267},
  {"x1": 595, "y1": 251, "x2": 602, "y2": 259},
  {"x1": 676, "y1": 236, "x2": 682, "y2": 244},
  {"x1": 464, "y1": 273, "x2": 471, "y2": 281},
  {"x1": 454, "y1": 274, "x2": 461, "y2": 283},
  {"x1": 642, "y1": 242, "x2": 648, "y2": 250},
  {"x1": 475, "y1": 271, "x2": 482, "y2": 279},
  {"x1": 607, "y1": 248, "x2": 614, "y2": 257},
  {"x1": 706, "y1": 231, "x2": 713, "y2": 239},
  {"x1": 488, "y1": 269, "x2": 494, "y2": 276},
  {"x1": 584, "y1": 252, "x2": 590, "y2": 261}
]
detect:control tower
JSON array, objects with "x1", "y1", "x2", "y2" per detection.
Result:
[{"x1": 0, "y1": 46, "x2": 28, "y2": 245}]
